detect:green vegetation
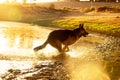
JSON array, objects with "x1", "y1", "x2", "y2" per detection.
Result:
[
  {"x1": 53, "y1": 19, "x2": 120, "y2": 36},
  {"x1": 22, "y1": 19, "x2": 53, "y2": 27}
]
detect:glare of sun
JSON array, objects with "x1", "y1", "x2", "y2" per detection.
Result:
[
  {"x1": 0, "y1": 34, "x2": 8, "y2": 49},
  {"x1": 0, "y1": 0, "x2": 5, "y2": 3},
  {"x1": 0, "y1": 0, "x2": 57, "y2": 4},
  {"x1": 0, "y1": 0, "x2": 23, "y2": 3},
  {"x1": 36, "y1": 0, "x2": 57, "y2": 2},
  {"x1": 16, "y1": 0, "x2": 23, "y2": 3}
]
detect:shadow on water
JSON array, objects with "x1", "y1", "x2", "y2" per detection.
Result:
[{"x1": 0, "y1": 22, "x2": 120, "y2": 80}]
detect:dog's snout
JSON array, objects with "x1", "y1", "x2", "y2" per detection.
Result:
[
  {"x1": 86, "y1": 32, "x2": 89, "y2": 35},
  {"x1": 83, "y1": 32, "x2": 89, "y2": 37}
]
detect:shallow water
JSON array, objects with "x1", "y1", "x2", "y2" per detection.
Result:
[{"x1": 0, "y1": 22, "x2": 120, "y2": 80}]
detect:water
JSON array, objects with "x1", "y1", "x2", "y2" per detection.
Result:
[{"x1": 0, "y1": 22, "x2": 120, "y2": 80}]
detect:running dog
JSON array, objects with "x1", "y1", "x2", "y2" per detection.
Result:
[{"x1": 34, "y1": 24, "x2": 88, "y2": 52}]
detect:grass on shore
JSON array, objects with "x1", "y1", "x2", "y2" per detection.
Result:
[{"x1": 52, "y1": 18, "x2": 120, "y2": 36}]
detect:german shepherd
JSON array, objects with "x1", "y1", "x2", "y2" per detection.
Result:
[{"x1": 34, "y1": 24, "x2": 88, "y2": 53}]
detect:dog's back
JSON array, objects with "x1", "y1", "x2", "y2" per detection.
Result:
[{"x1": 47, "y1": 30, "x2": 73, "y2": 43}]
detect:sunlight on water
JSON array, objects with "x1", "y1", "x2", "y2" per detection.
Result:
[
  {"x1": 0, "y1": 34, "x2": 34, "y2": 57},
  {"x1": 0, "y1": 60, "x2": 33, "y2": 74},
  {"x1": 66, "y1": 47, "x2": 90, "y2": 57},
  {"x1": 0, "y1": 23, "x2": 52, "y2": 58},
  {"x1": 34, "y1": 40, "x2": 58, "y2": 57},
  {"x1": 39, "y1": 46, "x2": 58, "y2": 57},
  {"x1": 42, "y1": 44, "x2": 57, "y2": 54},
  {"x1": 0, "y1": 34, "x2": 8, "y2": 49}
]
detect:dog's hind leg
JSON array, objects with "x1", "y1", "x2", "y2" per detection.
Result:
[
  {"x1": 49, "y1": 40, "x2": 63, "y2": 52},
  {"x1": 34, "y1": 41, "x2": 48, "y2": 52},
  {"x1": 63, "y1": 45, "x2": 69, "y2": 52}
]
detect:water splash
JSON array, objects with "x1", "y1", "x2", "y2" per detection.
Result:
[{"x1": 64, "y1": 57, "x2": 110, "y2": 80}]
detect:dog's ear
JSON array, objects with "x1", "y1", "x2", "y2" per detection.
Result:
[{"x1": 79, "y1": 24, "x2": 84, "y2": 29}]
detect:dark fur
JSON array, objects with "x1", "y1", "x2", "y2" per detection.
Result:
[{"x1": 34, "y1": 24, "x2": 88, "y2": 52}]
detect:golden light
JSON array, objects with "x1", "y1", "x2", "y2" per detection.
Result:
[
  {"x1": 0, "y1": 0, "x2": 57, "y2": 4},
  {"x1": 0, "y1": 60, "x2": 33, "y2": 74},
  {"x1": 0, "y1": 0, "x2": 23, "y2": 4},
  {"x1": 15, "y1": 0, "x2": 23, "y2": 3},
  {"x1": 36, "y1": 0, "x2": 57, "y2": 2},
  {"x1": 0, "y1": 0, "x2": 5, "y2": 3},
  {"x1": 0, "y1": 34, "x2": 8, "y2": 49},
  {"x1": 69, "y1": 62, "x2": 110, "y2": 80},
  {"x1": 34, "y1": 40, "x2": 58, "y2": 57}
]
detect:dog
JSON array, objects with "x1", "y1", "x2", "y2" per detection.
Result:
[{"x1": 34, "y1": 24, "x2": 88, "y2": 53}]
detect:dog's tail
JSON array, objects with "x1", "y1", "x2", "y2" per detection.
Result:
[{"x1": 34, "y1": 40, "x2": 48, "y2": 52}]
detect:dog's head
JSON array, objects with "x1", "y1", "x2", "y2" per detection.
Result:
[
  {"x1": 73, "y1": 24, "x2": 89, "y2": 37},
  {"x1": 79, "y1": 24, "x2": 88, "y2": 37}
]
